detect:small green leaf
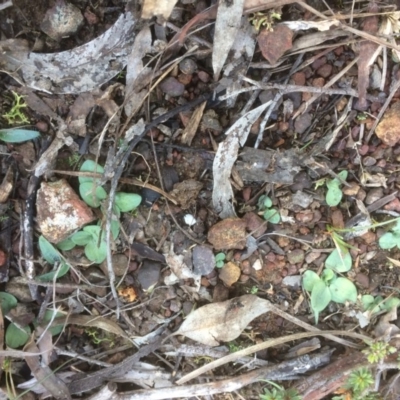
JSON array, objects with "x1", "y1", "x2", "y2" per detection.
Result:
[
  {"x1": 263, "y1": 208, "x2": 280, "y2": 224},
  {"x1": 329, "y1": 277, "x2": 357, "y2": 303},
  {"x1": 326, "y1": 184, "x2": 343, "y2": 207},
  {"x1": 337, "y1": 170, "x2": 348, "y2": 181},
  {"x1": 325, "y1": 249, "x2": 352, "y2": 272},
  {"x1": 71, "y1": 231, "x2": 93, "y2": 246},
  {"x1": 85, "y1": 240, "x2": 107, "y2": 264},
  {"x1": 391, "y1": 218, "x2": 400, "y2": 234},
  {"x1": 83, "y1": 225, "x2": 102, "y2": 237},
  {"x1": 114, "y1": 192, "x2": 142, "y2": 212},
  {"x1": 379, "y1": 232, "x2": 400, "y2": 249},
  {"x1": 321, "y1": 268, "x2": 335, "y2": 283},
  {"x1": 79, "y1": 160, "x2": 104, "y2": 184},
  {"x1": 39, "y1": 310, "x2": 65, "y2": 336},
  {"x1": 79, "y1": 182, "x2": 107, "y2": 208},
  {"x1": 302, "y1": 270, "x2": 321, "y2": 292},
  {"x1": 0, "y1": 292, "x2": 18, "y2": 314},
  {"x1": 382, "y1": 297, "x2": 400, "y2": 312},
  {"x1": 215, "y1": 253, "x2": 226, "y2": 262},
  {"x1": 6, "y1": 323, "x2": 31, "y2": 348},
  {"x1": 0, "y1": 128, "x2": 40, "y2": 143},
  {"x1": 216, "y1": 261, "x2": 225, "y2": 268},
  {"x1": 361, "y1": 294, "x2": 375, "y2": 311},
  {"x1": 38, "y1": 235, "x2": 62, "y2": 265},
  {"x1": 37, "y1": 262, "x2": 70, "y2": 282},
  {"x1": 311, "y1": 280, "x2": 331, "y2": 313},
  {"x1": 56, "y1": 238, "x2": 75, "y2": 251},
  {"x1": 111, "y1": 219, "x2": 120, "y2": 240}
]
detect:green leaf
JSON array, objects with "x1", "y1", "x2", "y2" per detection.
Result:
[
  {"x1": 37, "y1": 262, "x2": 70, "y2": 282},
  {"x1": 263, "y1": 208, "x2": 281, "y2": 224},
  {"x1": 79, "y1": 182, "x2": 107, "y2": 208},
  {"x1": 326, "y1": 184, "x2": 343, "y2": 207},
  {"x1": 71, "y1": 231, "x2": 93, "y2": 246},
  {"x1": 391, "y1": 218, "x2": 400, "y2": 234},
  {"x1": 382, "y1": 297, "x2": 400, "y2": 312},
  {"x1": 38, "y1": 235, "x2": 62, "y2": 265},
  {"x1": 215, "y1": 253, "x2": 226, "y2": 262},
  {"x1": 379, "y1": 232, "x2": 400, "y2": 249},
  {"x1": 337, "y1": 170, "x2": 348, "y2": 181},
  {"x1": 85, "y1": 240, "x2": 107, "y2": 264},
  {"x1": 321, "y1": 268, "x2": 335, "y2": 283},
  {"x1": 302, "y1": 270, "x2": 321, "y2": 292},
  {"x1": 79, "y1": 160, "x2": 104, "y2": 184},
  {"x1": 6, "y1": 323, "x2": 31, "y2": 348},
  {"x1": 325, "y1": 248, "x2": 352, "y2": 272},
  {"x1": 114, "y1": 192, "x2": 142, "y2": 212},
  {"x1": 56, "y1": 238, "x2": 76, "y2": 251},
  {"x1": 39, "y1": 310, "x2": 65, "y2": 336},
  {"x1": 111, "y1": 219, "x2": 120, "y2": 240},
  {"x1": 0, "y1": 292, "x2": 18, "y2": 314},
  {"x1": 361, "y1": 294, "x2": 375, "y2": 311},
  {"x1": 329, "y1": 277, "x2": 357, "y2": 303},
  {"x1": 216, "y1": 261, "x2": 224, "y2": 268},
  {"x1": 0, "y1": 128, "x2": 40, "y2": 143},
  {"x1": 83, "y1": 225, "x2": 102, "y2": 237},
  {"x1": 311, "y1": 280, "x2": 331, "y2": 313}
]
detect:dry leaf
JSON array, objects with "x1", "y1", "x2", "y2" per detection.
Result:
[
  {"x1": 257, "y1": 25, "x2": 293, "y2": 65},
  {"x1": 212, "y1": 102, "x2": 271, "y2": 218},
  {"x1": 212, "y1": 0, "x2": 245, "y2": 80},
  {"x1": 170, "y1": 295, "x2": 271, "y2": 346},
  {"x1": 181, "y1": 101, "x2": 206, "y2": 145}
]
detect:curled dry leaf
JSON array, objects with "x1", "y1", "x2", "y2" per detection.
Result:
[{"x1": 169, "y1": 294, "x2": 271, "y2": 346}]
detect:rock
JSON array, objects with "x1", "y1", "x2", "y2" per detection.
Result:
[
  {"x1": 192, "y1": 245, "x2": 215, "y2": 275},
  {"x1": 159, "y1": 77, "x2": 185, "y2": 97},
  {"x1": 292, "y1": 72, "x2": 305, "y2": 86},
  {"x1": 375, "y1": 101, "x2": 400, "y2": 146},
  {"x1": 294, "y1": 112, "x2": 312, "y2": 134},
  {"x1": 287, "y1": 249, "x2": 305, "y2": 265},
  {"x1": 137, "y1": 261, "x2": 162, "y2": 291},
  {"x1": 342, "y1": 182, "x2": 360, "y2": 196},
  {"x1": 41, "y1": 0, "x2": 83, "y2": 41},
  {"x1": 384, "y1": 198, "x2": 400, "y2": 212},
  {"x1": 242, "y1": 212, "x2": 267, "y2": 238},
  {"x1": 219, "y1": 262, "x2": 241, "y2": 286},
  {"x1": 36, "y1": 179, "x2": 95, "y2": 243},
  {"x1": 365, "y1": 188, "x2": 383, "y2": 205},
  {"x1": 100, "y1": 254, "x2": 128, "y2": 277},
  {"x1": 316, "y1": 63, "x2": 332, "y2": 78},
  {"x1": 208, "y1": 218, "x2": 247, "y2": 250},
  {"x1": 282, "y1": 275, "x2": 302, "y2": 289},
  {"x1": 292, "y1": 191, "x2": 313, "y2": 208},
  {"x1": 257, "y1": 25, "x2": 293, "y2": 65}
]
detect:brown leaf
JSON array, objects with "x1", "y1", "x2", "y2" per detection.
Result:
[{"x1": 257, "y1": 25, "x2": 293, "y2": 65}]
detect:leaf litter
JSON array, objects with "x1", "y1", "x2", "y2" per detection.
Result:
[{"x1": 2, "y1": 0, "x2": 400, "y2": 399}]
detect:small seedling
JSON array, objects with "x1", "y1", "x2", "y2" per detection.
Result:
[
  {"x1": 325, "y1": 170, "x2": 348, "y2": 207},
  {"x1": 0, "y1": 127, "x2": 40, "y2": 143},
  {"x1": 2, "y1": 91, "x2": 29, "y2": 125},
  {"x1": 56, "y1": 160, "x2": 142, "y2": 264},
  {"x1": 379, "y1": 218, "x2": 400, "y2": 250},
  {"x1": 303, "y1": 268, "x2": 357, "y2": 324},
  {"x1": 258, "y1": 195, "x2": 281, "y2": 224},
  {"x1": 249, "y1": 10, "x2": 282, "y2": 32},
  {"x1": 362, "y1": 341, "x2": 396, "y2": 364},
  {"x1": 215, "y1": 252, "x2": 226, "y2": 268},
  {"x1": 38, "y1": 235, "x2": 71, "y2": 281},
  {"x1": 362, "y1": 294, "x2": 400, "y2": 316},
  {"x1": 259, "y1": 380, "x2": 301, "y2": 400},
  {"x1": 332, "y1": 367, "x2": 375, "y2": 400}
]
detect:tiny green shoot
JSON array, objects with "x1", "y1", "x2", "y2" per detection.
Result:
[
  {"x1": 258, "y1": 195, "x2": 280, "y2": 224},
  {"x1": 325, "y1": 170, "x2": 348, "y2": 207},
  {"x1": 215, "y1": 252, "x2": 226, "y2": 268}
]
